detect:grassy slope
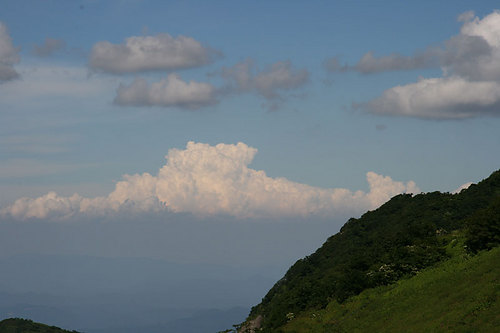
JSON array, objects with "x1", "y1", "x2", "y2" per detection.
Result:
[
  {"x1": 247, "y1": 170, "x2": 500, "y2": 331},
  {"x1": 0, "y1": 318, "x2": 80, "y2": 333},
  {"x1": 282, "y1": 240, "x2": 500, "y2": 333}
]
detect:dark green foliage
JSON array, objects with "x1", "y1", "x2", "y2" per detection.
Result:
[
  {"x1": 249, "y1": 170, "x2": 500, "y2": 331},
  {"x1": 466, "y1": 197, "x2": 500, "y2": 253},
  {"x1": 283, "y1": 245, "x2": 500, "y2": 332},
  {"x1": 0, "y1": 318, "x2": 80, "y2": 333}
]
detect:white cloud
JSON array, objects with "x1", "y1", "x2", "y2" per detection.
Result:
[
  {"x1": 114, "y1": 74, "x2": 217, "y2": 109},
  {"x1": 0, "y1": 183, "x2": 111, "y2": 208},
  {"x1": 448, "y1": 10, "x2": 500, "y2": 81},
  {"x1": 458, "y1": 11, "x2": 475, "y2": 23},
  {"x1": 221, "y1": 59, "x2": 309, "y2": 109},
  {"x1": 327, "y1": 12, "x2": 498, "y2": 76},
  {"x1": 452, "y1": 182, "x2": 473, "y2": 194},
  {"x1": 1, "y1": 142, "x2": 419, "y2": 220},
  {"x1": 461, "y1": 11, "x2": 500, "y2": 48},
  {"x1": 5, "y1": 191, "x2": 84, "y2": 219},
  {"x1": 362, "y1": 76, "x2": 500, "y2": 119},
  {"x1": 358, "y1": 10, "x2": 500, "y2": 119},
  {"x1": 33, "y1": 38, "x2": 66, "y2": 57},
  {"x1": 89, "y1": 34, "x2": 217, "y2": 74},
  {"x1": 329, "y1": 33, "x2": 491, "y2": 76},
  {"x1": 0, "y1": 22, "x2": 20, "y2": 82}
]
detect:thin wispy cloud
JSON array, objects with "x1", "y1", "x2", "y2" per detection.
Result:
[
  {"x1": 2, "y1": 64, "x2": 115, "y2": 95},
  {"x1": 341, "y1": 51, "x2": 435, "y2": 74},
  {"x1": 0, "y1": 158, "x2": 93, "y2": 179},
  {"x1": 0, "y1": 134, "x2": 73, "y2": 155},
  {"x1": 221, "y1": 59, "x2": 309, "y2": 110},
  {"x1": 32, "y1": 37, "x2": 66, "y2": 57},
  {"x1": 1, "y1": 142, "x2": 419, "y2": 220}
]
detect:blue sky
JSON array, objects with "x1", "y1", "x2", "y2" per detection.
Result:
[
  {"x1": 1, "y1": 0, "x2": 499, "y2": 218},
  {"x1": 1, "y1": 2, "x2": 500, "y2": 330}
]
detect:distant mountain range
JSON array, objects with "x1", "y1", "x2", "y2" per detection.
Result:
[
  {"x1": 236, "y1": 169, "x2": 500, "y2": 332},
  {"x1": 0, "y1": 255, "x2": 275, "y2": 332}
]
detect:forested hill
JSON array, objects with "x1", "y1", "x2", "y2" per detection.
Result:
[
  {"x1": 241, "y1": 169, "x2": 500, "y2": 332},
  {"x1": 0, "y1": 318, "x2": 80, "y2": 333}
]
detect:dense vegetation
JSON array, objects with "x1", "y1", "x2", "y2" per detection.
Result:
[
  {"x1": 281, "y1": 239, "x2": 500, "y2": 332},
  {"x1": 0, "y1": 318, "x2": 80, "y2": 333},
  {"x1": 465, "y1": 196, "x2": 500, "y2": 253},
  {"x1": 245, "y1": 169, "x2": 500, "y2": 331}
]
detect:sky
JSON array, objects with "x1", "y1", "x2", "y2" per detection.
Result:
[
  {"x1": 1, "y1": 1, "x2": 500, "y2": 257},
  {"x1": 1, "y1": 1, "x2": 500, "y2": 331}
]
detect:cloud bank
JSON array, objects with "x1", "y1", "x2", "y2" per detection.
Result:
[
  {"x1": 114, "y1": 74, "x2": 217, "y2": 109},
  {"x1": 2, "y1": 142, "x2": 419, "y2": 220},
  {"x1": 89, "y1": 34, "x2": 217, "y2": 74},
  {"x1": 333, "y1": 11, "x2": 500, "y2": 119},
  {"x1": 0, "y1": 22, "x2": 20, "y2": 82}
]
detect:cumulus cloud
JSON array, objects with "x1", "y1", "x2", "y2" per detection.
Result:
[
  {"x1": 458, "y1": 11, "x2": 475, "y2": 23},
  {"x1": 352, "y1": 10, "x2": 500, "y2": 119},
  {"x1": 450, "y1": 11, "x2": 500, "y2": 80},
  {"x1": 114, "y1": 74, "x2": 217, "y2": 109},
  {"x1": 452, "y1": 182, "x2": 473, "y2": 194},
  {"x1": 221, "y1": 59, "x2": 309, "y2": 109},
  {"x1": 360, "y1": 76, "x2": 500, "y2": 119},
  {"x1": 0, "y1": 22, "x2": 20, "y2": 82},
  {"x1": 1, "y1": 142, "x2": 419, "y2": 220},
  {"x1": 32, "y1": 38, "x2": 66, "y2": 57},
  {"x1": 5, "y1": 192, "x2": 84, "y2": 219},
  {"x1": 89, "y1": 34, "x2": 217, "y2": 74}
]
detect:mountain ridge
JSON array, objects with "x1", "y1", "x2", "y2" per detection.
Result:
[
  {"x1": 280, "y1": 241, "x2": 500, "y2": 332},
  {"x1": 0, "y1": 318, "x2": 80, "y2": 333},
  {"x1": 237, "y1": 169, "x2": 500, "y2": 332}
]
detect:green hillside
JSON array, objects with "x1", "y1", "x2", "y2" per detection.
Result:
[
  {"x1": 241, "y1": 169, "x2": 500, "y2": 332},
  {"x1": 0, "y1": 318, "x2": 80, "y2": 333},
  {"x1": 282, "y1": 238, "x2": 500, "y2": 332}
]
